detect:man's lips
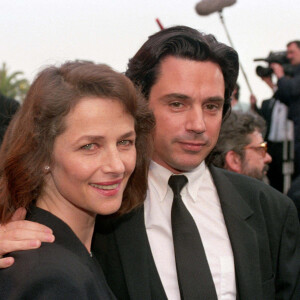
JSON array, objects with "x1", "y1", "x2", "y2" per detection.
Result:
[{"x1": 178, "y1": 141, "x2": 207, "y2": 151}]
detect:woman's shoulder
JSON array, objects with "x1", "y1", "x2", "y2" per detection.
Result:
[
  {"x1": 0, "y1": 243, "x2": 111, "y2": 299},
  {"x1": 2, "y1": 241, "x2": 80, "y2": 277}
]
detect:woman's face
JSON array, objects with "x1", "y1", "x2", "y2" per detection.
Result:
[{"x1": 44, "y1": 97, "x2": 136, "y2": 216}]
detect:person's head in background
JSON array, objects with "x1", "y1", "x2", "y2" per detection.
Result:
[
  {"x1": 125, "y1": 25, "x2": 239, "y2": 173},
  {"x1": 210, "y1": 111, "x2": 272, "y2": 180},
  {"x1": 0, "y1": 61, "x2": 154, "y2": 224},
  {"x1": 286, "y1": 40, "x2": 300, "y2": 65}
]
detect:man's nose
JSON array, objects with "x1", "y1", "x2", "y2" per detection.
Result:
[
  {"x1": 264, "y1": 152, "x2": 272, "y2": 164},
  {"x1": 185, "y1": 107, "x2": 206, "y2": 134}
]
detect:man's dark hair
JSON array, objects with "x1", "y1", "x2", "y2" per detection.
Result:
[
  {"x1": 125, "y1": 25, "x2": 239, "y2": 118},
  {"x1": 232, "y1": 83, "x2": 240, "y2": 100},
  {"x1": 287, "y1": 40, "x2": 300, "y2": 49},
  {"x1": 209, "y1": 111, "x2": 266, "y2": 168}
]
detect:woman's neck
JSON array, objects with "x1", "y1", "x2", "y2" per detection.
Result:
[{"x1": 36, "y1": 195, "x2": 96, "y2": 253}]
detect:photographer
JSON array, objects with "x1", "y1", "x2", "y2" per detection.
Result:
[
  {"x1": 251, "y1": 76, "x2": 293, "y2": 193},
  {"x1": 271, "y1": 40, "x2": 300, "y2": 179}
]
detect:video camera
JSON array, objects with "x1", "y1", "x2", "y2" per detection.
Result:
[{"x1": 254, "y1": 51, "x2": 294, "y2": 77}]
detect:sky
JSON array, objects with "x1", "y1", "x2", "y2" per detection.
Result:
[{"x1": 1, "y1": 0, "x2": 299, "y2": 105}]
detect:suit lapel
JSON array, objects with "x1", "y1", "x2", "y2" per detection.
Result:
[
  {"x1": 113, "y1": 206, "x2": 167, "y2": 300},
  {"x1": 209, "y1": 166, "x2": 264, "y2": 299}
]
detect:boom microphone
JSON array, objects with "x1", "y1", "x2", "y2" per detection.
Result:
[
  {"x1": 195, "y1": 0, "x2": 253, "y2": 94},
  {"x1": 195, "y1": 0, "x2": 236, "y2": 16}
]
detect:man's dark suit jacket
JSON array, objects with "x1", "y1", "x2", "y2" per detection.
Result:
[
  {"x1": 94, "y1": 166, "x2": 300, "y2": 300},
  {"x1": 0, "y1": 206, "x2": 116, "y2": 300}
]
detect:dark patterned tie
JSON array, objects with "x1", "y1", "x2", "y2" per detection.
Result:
[{"x1": 168, "y1": 175, "x2": 218, "y2": 300}]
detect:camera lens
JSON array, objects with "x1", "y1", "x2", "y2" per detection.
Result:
[{"x1": 256, "y1": 66, "x2": 273, "y2": 77}]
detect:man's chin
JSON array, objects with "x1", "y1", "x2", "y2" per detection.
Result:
[{"x1": 168, "y1": 159, "x2": 205, "y2": 174}]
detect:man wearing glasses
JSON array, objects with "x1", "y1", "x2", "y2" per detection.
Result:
[{"x1": 210, "y1": 111, "x2": 272, "y2": 181}]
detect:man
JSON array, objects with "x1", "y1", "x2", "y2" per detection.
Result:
[
  {"x1": 0, "y1": 26, "x2": 299, "y2": 299},
  {"x1": 210, "y1": 111, "x2": 272, "y2": 181},
  {"x1": 271, "y1": 40, "x2": 300, "y2": 178},
  {"x1": 251, "y1": 75, "x2": 294, "y2": 193}
]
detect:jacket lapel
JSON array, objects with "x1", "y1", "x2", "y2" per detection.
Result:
[
  {"x1": 113, "y1": 206, "x2": 167, "y2": 300},
  {"x1": 209, "y1": 166, "x2": 264, "y2": 299}
]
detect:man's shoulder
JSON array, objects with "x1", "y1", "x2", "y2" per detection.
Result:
[{"x1": 211, "y1": 166, "x2": 293, "y2": 210}]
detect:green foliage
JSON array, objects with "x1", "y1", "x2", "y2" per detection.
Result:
[{"x1": 0, "y1": 62, "x2": 30, "y2": 102}]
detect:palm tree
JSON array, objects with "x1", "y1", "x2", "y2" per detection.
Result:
[{"x1": 0, "y1": 63, "x2": 30, "y2": 101}]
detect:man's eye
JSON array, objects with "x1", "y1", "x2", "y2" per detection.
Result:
[
  {"x1": 205, "y1": 104, "x2": 219, "y2": 110},
  {"x1": 170, "y1": 102, "x2": 183, "y2": 108}
]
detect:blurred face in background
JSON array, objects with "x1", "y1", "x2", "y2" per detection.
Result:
[
  {"x1": 287, "y1": 43, "x2": 300, "y2": 65},
  {"x1": 241, "y1": 130, "x2": 272, "y2": 180}
]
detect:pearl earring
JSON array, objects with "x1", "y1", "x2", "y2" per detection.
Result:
[{"x1": 44, "y1": 166, "x2": 50, "y2": 171}]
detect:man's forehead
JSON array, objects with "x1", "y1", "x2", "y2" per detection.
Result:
[
  {"x1": 156, "y1": 56, "x2": 224, "y2": 85},
  {"x1": 248, "y1": 130, "x2": 263, "y2": 145}
]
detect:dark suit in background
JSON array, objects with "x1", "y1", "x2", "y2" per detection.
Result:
[
  {"x1": 0, "y1": 93, "x2": 20, "y2": 145},
  {"x1": 288, "y1": 175, "x2": 300, "y2": 222},
  {"x1": 275, "y1": 64, "x2": 300, "y2": 178},
  {"x1": 0, "y1": 206, "x2": 116, "y2": 300},
  {"x1": 94, "y1": 166, "x2": 300, "y2": 300},
  {"x1": 258, "y1": 98, "x2": 285, "y2": 192}
]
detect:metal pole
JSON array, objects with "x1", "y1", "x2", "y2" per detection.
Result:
[{"x1": 218, "y1": 11, "x2": 254, "y2": 95}]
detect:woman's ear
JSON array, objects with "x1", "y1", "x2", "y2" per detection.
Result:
[{"x1": 224, "y1": 150, "x2": 242, "y2": 174}]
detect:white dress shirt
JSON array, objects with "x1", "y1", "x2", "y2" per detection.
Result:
[{"x1": 144, "y1": 161, "x2": 236, "y2": 300}]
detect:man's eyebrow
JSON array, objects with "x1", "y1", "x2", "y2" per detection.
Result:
[
  {"x1": 160, "y1": 94, "x2": 224, "y2": 102},
  {"x1": 159, "y1": 93, "x2": 192, "y2": 101},
  {"x1": 204, "y1": 96, "x2": 225, "y2": 103}
]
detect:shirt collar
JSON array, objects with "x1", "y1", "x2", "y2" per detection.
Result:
[{"x1": 148, "y1": 160, "x2": 207, "y2": 203}]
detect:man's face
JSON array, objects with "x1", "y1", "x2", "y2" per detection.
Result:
[
  {"x1": 287, "y1": 43, "x2": 300, "y2": 65},
  {"x1": 148, "y1": 56, "x2": 225, "y2": 173},
  {"x1": 241, "y1": 130, "x2": 272, "y2": 180}
]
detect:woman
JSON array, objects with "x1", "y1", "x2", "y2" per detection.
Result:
[{"x1": 0, "y1": 61, "x2": 154, "y2": 299}]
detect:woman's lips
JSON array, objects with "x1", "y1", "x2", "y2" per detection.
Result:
[{"x1": 89, "y1": 179, "x2": 123, "y2": 196}]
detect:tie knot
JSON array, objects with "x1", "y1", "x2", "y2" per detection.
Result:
[{"x1": 168, "y1": 175, "x2": 188, "y2": 196}]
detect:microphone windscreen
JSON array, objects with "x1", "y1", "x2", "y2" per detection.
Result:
[{"x1": 195, "y1": 0, "x2": 236, "y2": 16}]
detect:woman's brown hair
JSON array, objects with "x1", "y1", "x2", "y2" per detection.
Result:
[{"x1": 0, "y1": 61, "x2": 155, "y2": 223}]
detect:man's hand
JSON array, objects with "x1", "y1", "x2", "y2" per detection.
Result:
[
  {"x1": 271, "y1": 63, "x2": 285, "y2": 79},
  {"x1": 261, "y1": 76, "x2": 276, "y2": 90},
  {"x1": 249, "y1": 94, "x2": 257, "y2": 111},
  {"x1": 0, "y1": 208, "x2": 55, "y2": 268}
]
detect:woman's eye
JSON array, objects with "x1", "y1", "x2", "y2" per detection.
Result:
[
  {"x1": 81, "y1": 143, "x2": 96, "y2": 150},
  {"x1": 118, "y1": 140, "x2": 134, "y2": 146}
]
